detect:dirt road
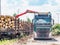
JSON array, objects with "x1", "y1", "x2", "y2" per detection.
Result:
[{"x1": 13, "y1": 36, "x2": 60, "y2": 45}]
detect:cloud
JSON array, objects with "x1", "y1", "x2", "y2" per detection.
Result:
[
  {"x1": 1, "y1": 0, "x2": 60, "y2": 23},
  {"x1": 1, "y1": 0, "x2": 29, "y2": 15},
  {"x1": 55, "y1": 0, "x2": 60, "y2": 4},
  {"x1": 7, "y1": 0, "x2": 28, "y2": 7},
  {"x1": 1, "y1": 0, "x2": 60, "y2": 15}
]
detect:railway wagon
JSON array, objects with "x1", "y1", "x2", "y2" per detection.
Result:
[
  {"x1": 0, "y1": 15, "x2": 21, "y2": 39},
  {"x1": 0, "y1": 15, "x2": 33, "y2": 39}
]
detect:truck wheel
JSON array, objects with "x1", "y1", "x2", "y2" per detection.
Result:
[
  {"x1": 0, "y1": 37, "x2": 1, "y2": 40},
  {"x1": 16, "y1": 33, "x2": 21, "y2": 38},
  {"x1": 1, "y1": 34, "x2": 4, "y2": 39}
]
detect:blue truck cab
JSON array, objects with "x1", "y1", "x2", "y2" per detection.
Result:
[{"x1": 33, "y1": 12, "x2": 54, "y2": 39}]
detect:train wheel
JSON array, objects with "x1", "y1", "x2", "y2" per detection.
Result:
[{"x1": 15, "y1": 33, "x2": 21, "y2": 38}]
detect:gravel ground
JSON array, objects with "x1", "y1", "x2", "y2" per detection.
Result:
[
  {"x1": 27, "y1": 36, "x2": 60, "y2": 45},
  {"x1": 12, "y1": 35, "x2": 60, "y2": 45}
]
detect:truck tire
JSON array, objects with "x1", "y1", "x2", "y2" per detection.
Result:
[{"x1": 15, "y1": 33, "x2": 21, "y2": 38}]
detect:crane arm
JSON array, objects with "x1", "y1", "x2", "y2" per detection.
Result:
[{"x1": 15, "y1": 10, "x2": 38, "y2": 18}]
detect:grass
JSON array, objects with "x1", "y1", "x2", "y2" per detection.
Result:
[
  {"x1": 0, "y1": 38, "x2": 18, "y2": 45},
  {"x1": 0, "y1": 34, "x2": 30, "y2": 45},
  {"x1": 0, "y1": 35, "x2": 27, "y2": 45}
]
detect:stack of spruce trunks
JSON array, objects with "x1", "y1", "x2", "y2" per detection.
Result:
[
  {"x1": 0, "y1": 15, "x2": 33, "y2": 37},
  {"x1": 19, "y1": 21, "x2": 33, "y2": 35},
  {"x1": 0, "y1": 16, "x2": 15, "y2": 31}
]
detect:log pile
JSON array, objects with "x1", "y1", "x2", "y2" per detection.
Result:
[
  {"x1": 0, "y1": 16, "x2": 15, "y2": 31},
  {"x1": 0, "y1": 15, "x2": 33, "y2": 33},
  {"x1": 19, "y1": 21, "x2": 33, "y2": 33},
  {"x1": 19, "y1": 21, "x2": 30, "y2": 31}
]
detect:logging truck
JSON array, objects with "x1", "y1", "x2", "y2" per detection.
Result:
[{"x1": 0, "y1": 10, "x2": 54, "y2": 39}]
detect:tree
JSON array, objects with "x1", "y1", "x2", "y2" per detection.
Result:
[
  {"x1": 27, "y1": 18, "x2": 31, "y2": 23},
  {"x1": 13, "y1": 13, "x2": 17, "y2": 17},
  {"x1": 52, "y1": 24, "x2": 60, "y2": 35}
]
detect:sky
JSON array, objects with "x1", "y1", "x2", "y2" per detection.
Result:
[{"x1": 1, "y1": 0, "x2": 60, "y2": 23}]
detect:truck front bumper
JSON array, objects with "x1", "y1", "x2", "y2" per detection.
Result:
[{"x1": 34, "y1": 37, "x2": 52, "y2": 40}]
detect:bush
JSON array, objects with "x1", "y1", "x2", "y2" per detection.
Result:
[{"x1": 52, "y1": 24, "x2": 60, "y2": 36}]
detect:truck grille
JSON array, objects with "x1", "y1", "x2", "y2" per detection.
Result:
[
  {"x1": 36, "y1": 23, "x2": 51, "y2": 27},
  {"x1": 36, "y1": 28, "x2": 50, "y2": 37}
]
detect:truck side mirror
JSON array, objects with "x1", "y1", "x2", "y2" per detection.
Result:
[
  {"x1": 53, "y1": 19, "x2": 54, "y2": 25},
  {"x1": 51, "y1": 19, "x2": 54, "y2": 26}
]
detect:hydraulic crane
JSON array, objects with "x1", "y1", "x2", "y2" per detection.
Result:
[{"x1": 15, "y1": 10, "x2": 39, "y2": 18}]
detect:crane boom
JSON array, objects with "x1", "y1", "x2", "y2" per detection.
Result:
[{"x1": 15, "y1": 10, "x2": 38, "y2": 18}]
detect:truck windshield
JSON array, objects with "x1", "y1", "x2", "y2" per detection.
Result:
[{"x1": 36, "y1": 18, "x2": 51, "y2": 23}]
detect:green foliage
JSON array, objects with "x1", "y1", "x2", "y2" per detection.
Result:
[
  {"x1": 13, "y1": 13, "x2": 17, "y2": 17},
  {"x1": 27, "y1": 18, "x2": 31, "y2": 23},
  {"x1": 52, "y1": 24, "x2": 60, "y2": 30},
  {"x1": 0, "y1": 39, "x2": 17, "y2": 45},
  {"x1": 52, "y1": 24, "x2": 60, "y2": 36}
]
